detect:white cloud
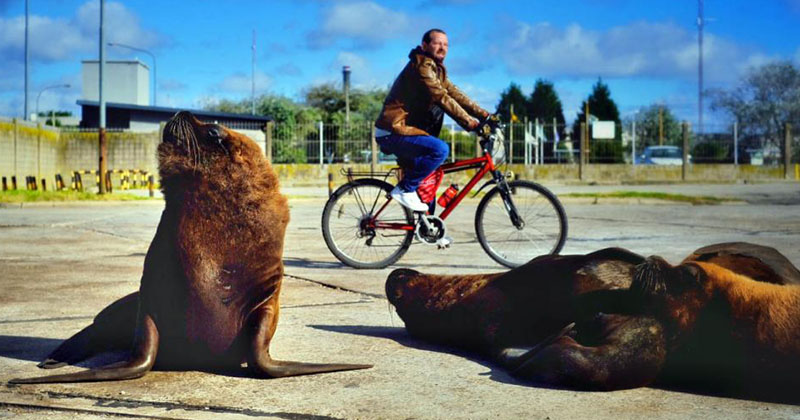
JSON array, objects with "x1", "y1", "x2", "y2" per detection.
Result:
[
  {"x1": 497, "y1": 20, "x2": 771, "y2": 84},
  {"x1": 307, "y1": 1, "x2": 421, "y2": 49},
  {"x1": 215, "y1": 70, "x2": 273, "y2": 95},
  {"x1": 0, "y1": 0, "x2": 161, "y2": 64}
]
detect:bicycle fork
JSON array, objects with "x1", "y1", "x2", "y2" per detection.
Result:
[{"x1": 493, "y1": 172, "x2": 525, "y2": 230}]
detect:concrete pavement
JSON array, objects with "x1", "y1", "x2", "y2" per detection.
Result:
[{"x1": 1, "y1": 182, "x2": 799, "y2": 419}]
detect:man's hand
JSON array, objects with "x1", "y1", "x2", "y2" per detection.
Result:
[{"x1": 473, "y1": 114, "x2": 501, "y2": 136}]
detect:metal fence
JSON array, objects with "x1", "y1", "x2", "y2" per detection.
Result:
[{"x1": 266, "y1": 121, "x2": 799, "y2": 166}]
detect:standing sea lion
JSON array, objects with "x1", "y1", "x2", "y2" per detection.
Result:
[{"x1": 10, "y1": 111, "x2": 370, "y2": 384}]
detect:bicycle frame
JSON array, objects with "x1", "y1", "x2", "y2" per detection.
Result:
[{"x1": 369, "y1": 146, "x2": 499, "y2": 230}]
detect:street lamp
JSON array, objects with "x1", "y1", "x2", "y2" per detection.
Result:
[
  {"x1": 36, "y1": 84, "x2": 71, "y2": 127},
  {"x1": 107, "y1": 42, "x2": 157, "y2": 106}
]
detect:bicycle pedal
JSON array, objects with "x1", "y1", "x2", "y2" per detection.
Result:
[{"x1": 436, "y1": 236, "x2": 453, "y2": 249}]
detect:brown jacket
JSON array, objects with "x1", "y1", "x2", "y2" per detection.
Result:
[{"x1": 375, "y1": 47, "x2": 487, "y2": 137}]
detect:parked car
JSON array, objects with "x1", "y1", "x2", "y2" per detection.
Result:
[
  {"x1": 636, "y1": 146, "x2": 689, "y2": 165},
  {"x1": 359, "y1": 150, "x2": 397, "y2": 164}
]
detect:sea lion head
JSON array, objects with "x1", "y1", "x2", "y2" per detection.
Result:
[
  {"x1": 159, "y1": 111, "x2": 266, "y2": 183},
  {"x1": 631, "y1": 256, "x2": 711, "y2": 341},
  {"x1": 385, "y1": 268, "x2": 433, "y2": 314}
]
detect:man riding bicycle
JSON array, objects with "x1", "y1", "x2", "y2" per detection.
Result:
[{"x1": 375, "y1": 28, "x2": 490, "y2": 212}]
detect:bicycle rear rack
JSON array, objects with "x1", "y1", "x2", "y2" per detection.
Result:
[{"x1": 340, "y1": 167, "x2": 402, "y2": 183}]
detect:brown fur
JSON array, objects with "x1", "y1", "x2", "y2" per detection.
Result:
[
  {"x1": 386, "y1": 248, "x2": 668, "y2": 390},
  {"x1": 10, "y1": 112, "x2": 369, "y2": 384},
  {"x1": 388, "y1": 243, "x2": 800, "y2": 396},
  {"x1": 632, "y1": 256, "x2": 800, "y2": 398}
]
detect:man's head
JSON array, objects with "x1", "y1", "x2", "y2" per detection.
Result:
[{"x1": 421, "y1": 29, "x2": 448, "y2": 62}]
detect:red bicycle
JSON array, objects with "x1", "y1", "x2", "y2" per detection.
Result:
[{"x1": 321, "y1": 123, "x2": 567, "y2": 269}]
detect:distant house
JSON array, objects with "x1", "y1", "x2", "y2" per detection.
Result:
[
  {"x1": 78, "y1": 59, "x2": 270, "y2": 144},
  {"x1": 78, "y1": 100, "x2": 271, "y2": 132}
]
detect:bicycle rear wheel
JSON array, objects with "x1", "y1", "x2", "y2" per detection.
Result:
[
  {"x1": 475, "y1": 180, "x2": 567, "y2": 268},
  {"x1": 321, "y1": 178, "x2": 414, "y2": 269}
]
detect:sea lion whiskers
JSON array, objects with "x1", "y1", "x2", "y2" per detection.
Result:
[{"x1": 631, "y1": 258, "x2": 667, "y2": 299}]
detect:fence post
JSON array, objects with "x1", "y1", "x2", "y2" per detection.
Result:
[
  {"x1": 36, "y1": 122, "x2": 42, "y2": 184},
  {"x1": 508, "y1": 121, "x2": 514, "y2": 165},
  {"x1": 785, "y1": 123, "x2": 792, "y2": 180},
  {"x1": 265, "y1": 122, "x2": 273, "y2": 164},
  {"x1": 682, "y1": 122, "x2": 690, "y2": 181},
  {"x1": 733, "y1": 122, "x2": 738, "y2": 166},
  {"x1": 318, "y1": 121, "x2": 323, "y2": 166},
  {"x1": 371, "y1": 125, "x2": 378, "y2": 172},
  {"x1": 450, "y1": 124, "x2": 455, "y2": 163},
  {"x1": 632, "y1": 120, "x2": 637, "y2": 166},
  {"x1": 579, "y1": 122, "x2": 586, "y2": 181},
  {"x1": 13, "y1": 118, "x2": 18, "y2": 182}
]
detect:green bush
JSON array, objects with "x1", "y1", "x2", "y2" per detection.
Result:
[
  {"x1": 692, "y1": 142, "x2": 729, "y2": 163},
  {"x1": 590, "y1": 140, "x2": 624, "y2": 163}
]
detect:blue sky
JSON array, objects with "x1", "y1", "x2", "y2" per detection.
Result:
[{"x1": 2, "y1": 0, "x2": 800, "y2": 128}]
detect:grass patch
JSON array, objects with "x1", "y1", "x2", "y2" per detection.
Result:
[
  {"x1": 562, "y1": 191, "x2": 735, "y2": 205},
  {"x1": 0, "y1": 189, "x2": 154, "y2": 203}
]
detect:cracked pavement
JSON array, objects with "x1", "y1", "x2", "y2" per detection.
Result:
[{"x1": 1, "y1": 182, "x2": 799, "y2": 419}]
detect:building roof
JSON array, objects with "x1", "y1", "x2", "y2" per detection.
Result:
[{"x1": 77, "y1": 100, "x2": 273, "y2": 122}]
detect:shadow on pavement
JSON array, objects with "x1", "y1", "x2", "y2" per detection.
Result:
[
  {"x1": 308, "y1": 324, "x2": 531, "y2": 388},
  {"x1": 0, "y1": 335, "x2": 62, "y2": 363}
]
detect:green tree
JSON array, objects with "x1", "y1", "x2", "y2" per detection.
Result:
[
  {"x1": 302, "y1": 83, "x2": 388, "y2": 123},
  {"x1": 527, "y1": 79, "x2": 566, "y2": 141},
  {"x1": 572, "y1": 79, "x2": 623, "y2": 162},
  {"x1": 707, "y1": 60, "x2": 800, "y2": 149},
  {"x1": 495, "y1": 83, "x2": 528, "y2": 123},
  {"x1": 626, "y1": 104, "x2": 682, "y2": 147}
]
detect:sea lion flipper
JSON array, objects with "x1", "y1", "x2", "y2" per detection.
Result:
[
  {"x1": 247, "y1": 303, "x2": 371, "y2": 378},
  {"x1": 494, "y1": 322, "x2": 576, "y2": 372},
  {"x1": 38, "y1": 292, "x2": 139, "y2": 369},
  {"x1": 9, "y1": 314, "x2": 159, "y2": 384}
]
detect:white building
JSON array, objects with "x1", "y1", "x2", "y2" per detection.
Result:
[{"x1": 81, "y1": 60, "x2": 150, "y2": 106}]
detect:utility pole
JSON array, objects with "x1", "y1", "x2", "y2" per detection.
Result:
[
  {"x1": 698, "y1": 0, "x2": 704, "y2": 134},
  {"x1": 342, "y1": 66, "x2": 351, "y2": 124},
  {"x1": 24, "y1": 0, "x2": 29, "y2": 120},
  {"x1": 659, "y1": 106, "x2": 664, "y2": 145},
  {"x1": 251, "y1": 30, "x2": 256, "y2": 115},
  {"x1": 98, "y1": 0, "x2": 108, "y2": 194}
]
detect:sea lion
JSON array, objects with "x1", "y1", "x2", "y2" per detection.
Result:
[
  {"x1": 682, "y1": 241, "x2": 800, "y2": 285},
  {"x1": 631, "y1": 254, "x2": 800, "y2": 398},
  {"x1": 387, "y1": 242, "x2": 800, "y2": 393},
  {"x1": 386, "y1": 247, "x2": 668, "y2": 390},
  {"x1": 10, "y1": 111, "x2": 370, "y2": 384}
]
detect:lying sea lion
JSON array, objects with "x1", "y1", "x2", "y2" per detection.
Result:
[
  {"x1": 632, "y1": 254, "x2": 800, "y2": 398},
  {"x1": 387, "y1": 242, "x2": 800, "y2": 393},
  {"x1": 386, "y1": 247, "x2": 667, "y2": 390},
  {"x1": 10, "y1": 111, "x2": 370, "y2": 384},
  {"x1": 682, "y1": 241, "x2": 800, "y2": 285}
]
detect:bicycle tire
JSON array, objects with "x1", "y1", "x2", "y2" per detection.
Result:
[
  {"x1": 321, "y1": 178, "x2": 414, "y2": 269},
  {"x1": 475, "y1": 180, "x2": 567, "y2": 268}
]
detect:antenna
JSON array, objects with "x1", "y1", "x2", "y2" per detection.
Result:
[
  {"x1": 251, "y1": 30, "x2": 256, "y2": 115},
  {"x1": 698, "y1": 0, "x2": 704, "y2": 134}
]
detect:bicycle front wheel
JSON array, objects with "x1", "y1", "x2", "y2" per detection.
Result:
[
  {"x1": 321, "y1": 178, "x2": 414, "y2": 269},
  {"x1": 475, "y1": 180, "x2": 567, "y2": 268}
]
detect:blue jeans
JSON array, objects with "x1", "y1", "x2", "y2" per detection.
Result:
[{"x1": 377, "y1": 134, "x2": 449, "y2": 192}]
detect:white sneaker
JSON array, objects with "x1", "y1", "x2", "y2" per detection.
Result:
[{"x1": 390, "y1": 186, "x2": 429, "y2": 212}]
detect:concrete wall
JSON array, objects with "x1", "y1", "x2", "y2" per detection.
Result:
[
  {"x1": 276, "y1": 163, "x2": 794, "y2": 188},
  {"x1": 0, "y1": 118, "x2": 159, "y2": 189}
]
